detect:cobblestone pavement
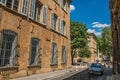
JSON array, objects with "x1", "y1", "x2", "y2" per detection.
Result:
[{"x1": 64, "y1": 67, "x2": 113, "y2": 80}]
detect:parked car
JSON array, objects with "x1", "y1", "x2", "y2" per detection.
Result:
[{"x1": 88, "y1": 63, "x2": 103, "y2": 76}]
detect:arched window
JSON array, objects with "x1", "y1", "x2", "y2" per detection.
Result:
[{"x1": 0, "y1": 30, "x2": 18, "y2": 67}]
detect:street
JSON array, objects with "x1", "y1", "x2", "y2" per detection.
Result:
[
  {"x1": 64, "y1": 67, "x2": 113, "y2": 80},
  {"x1": 50, "y1": 68, "x2": 112, "y2": 80}
]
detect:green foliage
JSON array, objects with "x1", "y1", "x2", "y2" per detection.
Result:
[
  {"x1": 97, "y1": 27, "x2": 112, "y2": 56},
  {"x1": 78, "y1": 48, "x2": 91, "y2": 58},
  {"x1": 70, "y1": 21, "x2": 91, "y2": 58}
]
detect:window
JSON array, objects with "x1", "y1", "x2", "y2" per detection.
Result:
[
  {"x1": 51, "y1": 43, "x2": 58, "y2": 65},
  {"x1": 55, "y1": 0, "x2": 59, "y2": 3},
  {"x1": 58, "y1": 18, "x2": 61, "y2": 32},
  {"x1": 66, "y1": 24, "x2": 68, "y2": 36},
  {"x1": 0, "y1": 0, "x2": 19, "y2": 11},
  {"x1": 50, "y1": 13, "x2": 57, "y2": 30},
  {"x1": 42, "y1": 6, "x2": 47, "y2": 25},
  {"x1": 65, "y1": 2, "x2": 68, "y2": 13},
  {"x1": 34, "y1": 3, "x2": 42, "y2": 22},
  {"x1": 61, "y1": 20, "x2": 65, "y2": 34},
  {"x1": 29, "y1": 0, "x2": 36, "y2": 19},
  {"x1": 61, "y1": 0, "x2": 65, "y2": 9},
  {"x1": 0, "y1": 0, "x2": 6, "y2": 5},
  {"x1": 29, "y1": 38, "x2": 40, "y2": 66},
  {"x1": 13, "y1": 0, "x2": 19, "y2": 11},
  {"x1": 62, "y1": 45, "x2": 66, "y2": 64},
  {"x1": 0, "y1": 30, "x2": 18, "y2": 67},
  {"x1": 21, "y1": 0, "x2": 28, "y2": 15}
]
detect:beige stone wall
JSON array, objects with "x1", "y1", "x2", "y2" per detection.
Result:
[
  {"x1": 87, "y1": 33, "x2": 97, "y2": 63},
  {"x1": 0, "y1": 0, "x2": 71, "y2": 79}
]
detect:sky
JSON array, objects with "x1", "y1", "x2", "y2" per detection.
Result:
[{"x1": 70, "y1": 0, "x2": 111, "y2": 36}]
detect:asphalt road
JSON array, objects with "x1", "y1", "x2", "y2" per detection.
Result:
[
  {"x1": 50, "y1": 68, "x2": 112, "y2": 80},
  {"x1": 64, "y1": 67, "x2": 113, "y2": 80}
]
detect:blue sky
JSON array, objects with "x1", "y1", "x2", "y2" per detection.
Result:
[{"x1": 70, "y1": 0, "x2": 111, "y2": 36}]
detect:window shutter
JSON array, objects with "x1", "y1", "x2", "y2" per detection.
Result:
[
  {"x1": 58, "y1": 18, "x2": 60, "y2": 32},
  {"x1": 43, "y1": 6, "x2": 47, "y2": 25},
  {"x1": 34, "y1": 42, "x2": 40, "y2": 65},
  {"x1": 51, "y1": 13, "x2": 54, "y2": 29},
  {"x1": 30, "y1": 0, "x2": 36, "y2": 19},
  {"x1": 9, "y1": 36, "x2": 18, "y2": 67}
]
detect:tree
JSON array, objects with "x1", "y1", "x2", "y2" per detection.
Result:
[
  {"x1": 70, "y1": 21, "x2": 91, "y2": 64},
  {"x1": 97, "y1": 27, "x2": 112, "y2": 56}
]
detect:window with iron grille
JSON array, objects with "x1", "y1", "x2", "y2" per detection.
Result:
[
  {"x1": 0, "y1": 0, "x2": 19, "y2": 11},
  {"x1": 62, "y1": 45, "x2": 66, "y2": 64},
  {"x1": 51, "y1": 43, "x2": 58, "y2": 65},
  {"x1": 29, "y1": 38, "x2": 40, "y2": 66},
  {"x1": 0, "y1": 30, "x2": 18, "y2": 67},
  {"x1": 50, "y1": 13, "x2": 57, "y2": 30}
]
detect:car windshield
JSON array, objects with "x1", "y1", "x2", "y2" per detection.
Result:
[{"x1": 90, "y1": 63, "x2": 102, "y2": 68}]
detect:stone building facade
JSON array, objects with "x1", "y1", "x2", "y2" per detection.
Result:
[
  {"x1": 87, "y1": 33, "x2": 97, "y2": 63},
  {"x1": 0, "y1": 0, "x2": 71, "y2": 79},
  {"x1": 109, "y1": 0, "x2": 120, "y2": 74}
]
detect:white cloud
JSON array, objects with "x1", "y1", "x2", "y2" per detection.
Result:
[
  {"x1": 92, "y1": 22, "x2": 111, "y2": 28},
  {"x1": 87, "y1": 29, "x2": 102, "y2": 36},
  {"x1": 87, "y1": 29, "x2": 95, "y2": 33},
  {"x1": 70, "y1": 5, "x2": 75, "y2": 12}
]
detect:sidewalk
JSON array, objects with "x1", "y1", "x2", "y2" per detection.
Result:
[{"x1": 11, "y1": 67, "x2": 87, "y2": 80}]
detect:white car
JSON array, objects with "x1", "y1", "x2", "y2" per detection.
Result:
[{"x1": 88, "y1": 63, "x2": 104, "y2": 75}]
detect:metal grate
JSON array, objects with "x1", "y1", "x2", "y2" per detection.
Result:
[{"x1": 0, "y1": 30, "x2": 17, "y2": 67}]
